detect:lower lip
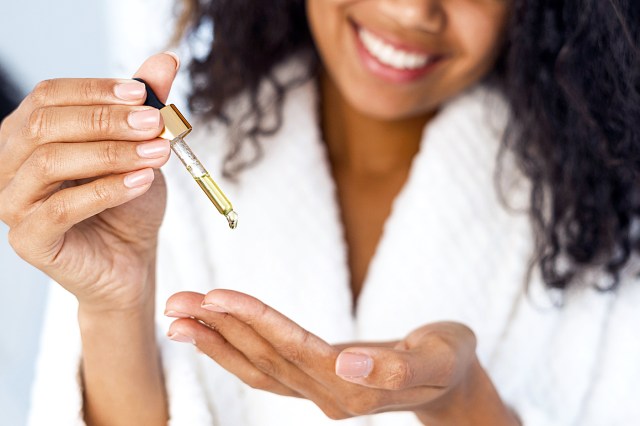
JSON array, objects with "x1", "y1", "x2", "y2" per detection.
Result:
[{"x1": 352, "y1": 25, "x2": 443, "y2": 84}]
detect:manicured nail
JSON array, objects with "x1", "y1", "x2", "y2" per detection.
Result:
[
  {"x1": 164, "y1": 310, "x2": 192, "y2": 318},
  {"x1": 114, "y1": 81, "x2": 146, "y2": 101},
  {"x1": 137, "y1": 139, "x2": 170, "y2": 158},
  {"x1": 168, "y1": 332, "x2": 195, "y2": 344},
  {"x1": 164, "y1": 51, "x2": 181, "y2": 70},
  {"x1": 124, "y1": 169, "x2": 154, "y2": 188},
  {"x1": 201, "y1": 303, "x2": 227, "y2": 313},
  {"x1": 128, "y1": 109, "x2": 160, "y2": 130},
  {"x1": 335, "y1": 352, "x2": 373, "y2": 378}
]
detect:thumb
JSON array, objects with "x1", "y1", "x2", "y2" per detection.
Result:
[
  {"x1": 132, "y1": 51, "x2": 180, "y2": 104},
  {"x1": 334, "y1": 346, "x2": 453, "y2": 390}
]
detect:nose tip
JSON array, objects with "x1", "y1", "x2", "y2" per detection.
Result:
[{"x1": 378, "y1": 0, "x2": 446, "y2": 34}]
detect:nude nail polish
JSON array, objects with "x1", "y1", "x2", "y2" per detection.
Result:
[{"x1": 335, "y1": 352, "x2": 373, "y2": 378}]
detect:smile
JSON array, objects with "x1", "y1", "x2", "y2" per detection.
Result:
[
  {"x1": 351, "y1": 22, "x2": 445, "y2": 83},
  {"x1": 357, "y1": 27, "x2": 433, "y2": 70}
]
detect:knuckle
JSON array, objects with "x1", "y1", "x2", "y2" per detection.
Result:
[
  {"x1": 87, "y1": 105, "x2": 113, "y2": 133},
  {"x1": 24, "y1": 106, "x2": 52, "y2": 141},
  {"x1": 48, "y1": 197, "x2": 71, "y2": 225},
  {"x1": 436, "y1": 343, "x2": 458, "y2": 385},
  {"x1": 80, "y1": 79, "x2": 103, "y2": 100},
  {"x1": 425, "y1": 332, "x2": 459, "y2": 385},
  {"x1": 92, "y1": 180, "x2": 113, "y2": 204},
  {"x1": 100, "y1": 141, "x2": 121, "y2": 168},
  {"x1": 277, "y1": 342, "x2": 305, "y2": 364},
  {"x1": 30, "y1": 79, "x2": 56, "y2": 105},
  {"x1": 245, "y1": 301, "x2": 269, "y2": 327},
  {"x1": 245, "y1": 370, "x2": 271, "y2": 391},
  {"x1": 7, "y1": 226, "x2": 25, "y2": 255},
  {"x1": 0, "y1": 190, "x2": 17, "y2": 225},
  {"x1": 384, "y1": 358, "x2": 414, "y2": 390},
  {"x1": 0, "y1": 111, "x2": 16, "y2": 138},
  {"x1": 29, "y1": 145, "x2": 59, "y2": 181},
  {"x1": 252, "y1": 356, "x2": 279, "y2": 376}
]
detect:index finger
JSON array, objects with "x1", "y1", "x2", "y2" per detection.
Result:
[
  {"x1": 22, "y1": 78, "x2": 147, "y2": 109},
  {"x1": 202, "y1": 290, "x2": 339, "y2": 369}
]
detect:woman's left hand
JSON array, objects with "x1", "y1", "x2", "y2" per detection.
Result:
[{"x1": 165, "y1": 290, "x2": 520, "y2": 425}]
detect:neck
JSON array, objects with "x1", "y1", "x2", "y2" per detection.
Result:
[{"x1": 319, "y1": 70, "x2": 434, "y2": 177}]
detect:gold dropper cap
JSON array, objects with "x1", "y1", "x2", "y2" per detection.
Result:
[{"x1": 159, "y1": 104, "x2": 192, "y2": 140}]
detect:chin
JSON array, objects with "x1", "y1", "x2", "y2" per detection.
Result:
[{"x1": 344, "y1": 87, "x2": 432, "y2": 121}]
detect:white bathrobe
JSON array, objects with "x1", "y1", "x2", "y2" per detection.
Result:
[{"x1": 28, "y1": 74, "x2": 640, "y2": 425}]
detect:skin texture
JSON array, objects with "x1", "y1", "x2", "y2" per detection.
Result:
[
  {"x1": 165, "y1": 291, "x2": 519, "y2": 424},
  {"x1": 0, "y1": 53, "x2": 179, "y2": 425}
]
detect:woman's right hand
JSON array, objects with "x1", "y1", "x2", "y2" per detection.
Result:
[{"x1": 0, "y1": 53, "x2": 179, "y2": 313}]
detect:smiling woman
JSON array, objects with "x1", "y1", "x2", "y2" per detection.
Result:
[
  {"x1": 5, "y1": 0, "x2": 640, "y2": 425},
  {"x1": 307, "y1": 0, "x2": 510, "y2": 118}
]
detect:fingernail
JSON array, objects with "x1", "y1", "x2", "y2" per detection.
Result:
[
  {"x1": 335, "y1": 352, "x2": 373, "y2": 378},
  {"x1": 164, "y1": 310, "x2": 192, "y2": 318},
  {"x1": 168, "y1": 332, "x2": 195, "y2": 344},
  {"x1": 124, "y1": 169, "x2": 155, "y2": 188},
  {"x1": 164, "y1": 51, "x2": 181, "y2": 70},
  {"x1": 114, "y1": 81, "x2": 146, "y2": 101},
  {"x1": 201, "y1": 303, "x2": 227, "y2": 313},
  {"x1": 137, "y1": 139, "x2": 170, "y2": 158},
  {"x1": 128, "y1": 109, "x2": 161, "y2": 130}
]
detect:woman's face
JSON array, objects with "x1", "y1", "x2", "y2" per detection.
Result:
[{"x1": 307, "y1": 0, "x2": 510, "y2": 120}]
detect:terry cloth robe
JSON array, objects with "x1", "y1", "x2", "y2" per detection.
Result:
[{"x1": 28, "y1": 75, "x2": 640, "y2": 426}]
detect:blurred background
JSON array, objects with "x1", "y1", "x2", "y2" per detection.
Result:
[{"x1": 0, "y1": 1, "x2": 177, "y2": 423}]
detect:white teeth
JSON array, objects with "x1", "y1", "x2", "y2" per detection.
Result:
[{"x1": 358, "y1": 27, "x2": 430, "y2": 70}]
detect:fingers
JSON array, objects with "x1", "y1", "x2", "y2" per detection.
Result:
[
  {"x1": 336, "y1": 323, "x2": 476, "y2": 391},
  {"x1": 167, "y1": 292, "x2": 338, "y2": 412},
  {"x1": 0, "y1": 52, "x2": 179, "y2": 188},
  {"x1": 7, "y1": 169, "x2": 155, "y2": 265},
  {"x1": 165, "y1": 292, "x2": 342, "y2": 401},
  {"x1": 0, "y1": 139, "x2": 170, "y2": 226},
  {"x1": 16, "y1": 78, "x2": 146, "y2": 113},
  {"x1": 166, "y1": 292, "x2": 333, "y2": 399},
  {"x1": 133, "y1": 52, "x2": 180, "y2": 104},
  {"x1": 164, "y1": 292, "x2": 463, "y2": 419},
  {"x1": 168, "y1": 317, "x2": 300, "y2": 398},
  {"x1": 16, "y1": 52, "x2": 178, "y2": 110},
  {"x1": 25, "y1": 104, "x2": 164, "y2": 144},
  {"x1": 201, "y1": 290, "x2": 339, "y2": 374},
  {"x1": 334, "y1": 346, "x2": 449, "y2": 391}
]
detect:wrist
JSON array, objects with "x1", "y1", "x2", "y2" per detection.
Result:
[{"x1": 415, "y1": 357, "x2": 520, "y2": 426}]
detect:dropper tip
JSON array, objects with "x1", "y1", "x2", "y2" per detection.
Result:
[{"x1": 225, "y1": 210, "x2": 239, "y2": 229}]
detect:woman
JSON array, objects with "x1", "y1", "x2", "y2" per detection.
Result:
[{"x1": 2, "y1": 0, "x2": 639, "y2": 425}]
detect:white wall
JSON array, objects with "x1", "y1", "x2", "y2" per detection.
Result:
[{"x1": 0, "y1": 1, "x2": 173, "y2": 424}]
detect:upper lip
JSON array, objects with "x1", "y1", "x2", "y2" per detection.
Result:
[{"x1": 351, "y1": 19, "x2": 443, "y2": 57}]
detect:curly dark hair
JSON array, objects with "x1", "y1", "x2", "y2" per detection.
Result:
[{"x1": 176, "y1": 0, "x2": 640, "y2": 292}]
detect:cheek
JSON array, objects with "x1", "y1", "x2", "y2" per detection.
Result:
[
  {"x1": 306, "y1": 0, "x2": 352, "y2": 58},
  {"x1": 447, "y1": 5, "x2": 509, "y2": 81}
]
